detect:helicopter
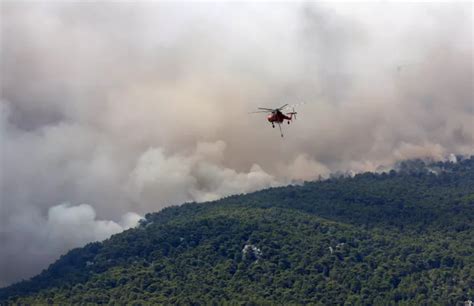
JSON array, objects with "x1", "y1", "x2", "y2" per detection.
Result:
[{"x1": 250, "y1": 104, "x2": 298, "y2": 137}]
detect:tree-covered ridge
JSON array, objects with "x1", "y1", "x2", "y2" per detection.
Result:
[{"x1": 1, "y1": 157, "x2": 473, "y2": 305}]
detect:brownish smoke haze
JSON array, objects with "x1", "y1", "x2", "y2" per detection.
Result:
[{"x1": 0, "y1": 2, "x2": 472, "y2": 287}]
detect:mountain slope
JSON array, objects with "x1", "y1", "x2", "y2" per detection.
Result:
[{"x1": 1, "y1": 157, "x2": 473, "y2": 304}]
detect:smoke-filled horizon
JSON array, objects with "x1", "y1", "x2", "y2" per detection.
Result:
[{"x1": 1, "y1": 2, "x2": 472, "y2": 287}]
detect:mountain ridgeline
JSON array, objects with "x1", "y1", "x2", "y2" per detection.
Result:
[{"x1": 1, "y1": 157, "x2": 473, "y2": 305}]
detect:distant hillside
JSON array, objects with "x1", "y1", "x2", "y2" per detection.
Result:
[{"x1": 1, "y1": 157, "x2": 473, "y2": 305}]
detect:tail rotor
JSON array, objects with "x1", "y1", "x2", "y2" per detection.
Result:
[{"x1": 287, "y1": 107, "x2": 297, "y2": 120}]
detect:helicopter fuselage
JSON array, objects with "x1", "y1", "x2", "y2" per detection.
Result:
[{"x1": 267, "y1": 110, "x2": 293, "y2": 124}]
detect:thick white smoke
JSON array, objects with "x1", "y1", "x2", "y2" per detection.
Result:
[
  {"x1": 1, "y1": 203, "x2": 141, "y2": 288},
  {"x1": 128, "y1": 141, "x2": 281, "y2": 208},
  {"x1": 0, "y1": 2, "x2": 472, "y2": 286}
]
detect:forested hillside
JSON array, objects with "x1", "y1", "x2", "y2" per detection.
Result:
[{"x1": 1, "y1": 157, "x2": 473, "y2": 305}]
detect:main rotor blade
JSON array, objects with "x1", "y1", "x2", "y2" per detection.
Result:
[
  {"x1": 288, "y1": 101, "x2": 307, "y2": 108},
  {"x1": 277, "y1": 104, "x2": 289, "y2": 110},
  {"x1": 258, "y1": 107, "x2": 275, "y2": 111},
  {"x1": 249, "y1": 110, "x2": 271, "y2": 114}
]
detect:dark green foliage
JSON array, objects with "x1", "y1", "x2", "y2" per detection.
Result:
[{"x1": 1, "y1": 157, "x2": 473, "y2": 304}]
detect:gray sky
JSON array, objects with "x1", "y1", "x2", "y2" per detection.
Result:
[{"x1": 0, "y1": 1, "x2": 472, "y2": 287}]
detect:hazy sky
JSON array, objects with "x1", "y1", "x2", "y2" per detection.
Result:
[{"x1": 0, "y1": 1, "x2": 472, "y2": 287}]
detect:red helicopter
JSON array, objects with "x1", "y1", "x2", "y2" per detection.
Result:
[{"x1": 250, "y1": 104, "x2": 297, "y2": 137}]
